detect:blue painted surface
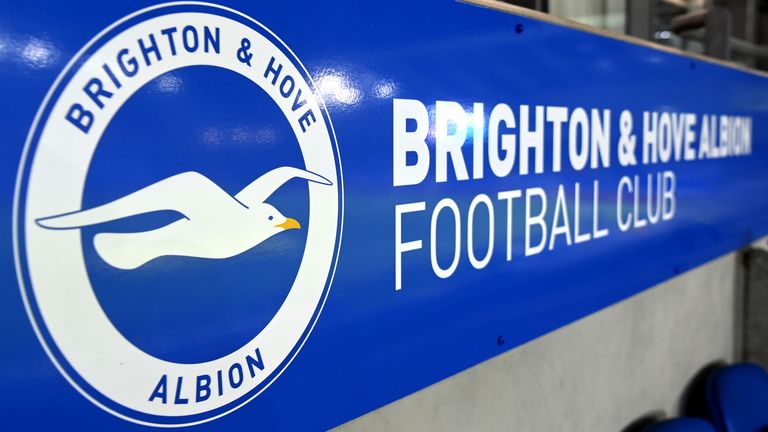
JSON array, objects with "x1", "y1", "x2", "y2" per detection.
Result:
[
  {"x1": 707, "y1": 363, "x2": 768, "y2": 431},
  {"x1": 645, "y1": 418, "x2": 717, "y2": 432},
  {"x1": 0, "y1": 1, "x2": 767, "y2": 430}
]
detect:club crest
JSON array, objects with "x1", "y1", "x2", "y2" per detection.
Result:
[{"x1": 13, "y1": 2, "x2": 342, "y2": 427}]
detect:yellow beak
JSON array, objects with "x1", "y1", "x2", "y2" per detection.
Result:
[{"x1": 276, "y1": 217, "x2": 301, "y2": 230}]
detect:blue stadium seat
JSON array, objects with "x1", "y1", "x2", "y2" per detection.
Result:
[
  {"x1": 644, "y1": 418, "x2": 716, "y2": 432},
  {"x1": 707, "y1": 363, "x2": 768, "y2": 431}
]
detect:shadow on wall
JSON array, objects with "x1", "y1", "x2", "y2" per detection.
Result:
[
  {"x1": 678, "y1": 362, "x2": 726, "y2": 419},
  {"x1": 621, "y1": 361, "x2": 726, "y2": 431},
  {"x1": 621, "y1": 411, "x2": 665, "y2": 432},
  {"x1": 744, "y1": 249, "x2": 768, "y2": 370}
]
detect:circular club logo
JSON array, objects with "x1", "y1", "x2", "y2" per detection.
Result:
[{"x1": 14, "y1": 2, "x2": 342, "y2": 427}]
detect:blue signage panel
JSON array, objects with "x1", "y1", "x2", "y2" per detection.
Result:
[{"x1": 1, "y1": 0, "x2": 767, "y2": 430}]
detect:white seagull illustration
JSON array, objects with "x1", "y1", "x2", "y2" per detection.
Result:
[{"x1": 36, "y1": 167, "x2": 332, "y2": 270}]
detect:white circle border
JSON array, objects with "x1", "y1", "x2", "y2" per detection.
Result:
[{"x1": 12, "y1": 2, "x2": 344, "y2": 427}]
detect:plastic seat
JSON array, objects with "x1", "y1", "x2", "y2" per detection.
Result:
[
  {"x1": 707, "y1": 363, "x2": 768, "y2": 432},
  {"x1": 644, "y1": 418, "x2": 716, "y2": 432}
]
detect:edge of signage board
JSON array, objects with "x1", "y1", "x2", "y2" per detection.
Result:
[{"x1": 464, "y1": 0, "x2": 768, "y2": 79}]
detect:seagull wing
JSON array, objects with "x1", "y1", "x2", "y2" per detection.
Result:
[
  {"x1": 234, "y1": 167, "x2": 332, "y2": 206},
  {"x1": 36, "y1": 171, "x2": 240, "y2": 229}
]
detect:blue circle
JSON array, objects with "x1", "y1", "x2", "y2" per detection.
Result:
[{"x1": 85, "y1": 66, "x2": 308, "y2": 365}]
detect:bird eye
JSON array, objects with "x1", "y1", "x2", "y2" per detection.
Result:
[{"x1": 268, "y1": 215, "x2": 274, "y2": 221}]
